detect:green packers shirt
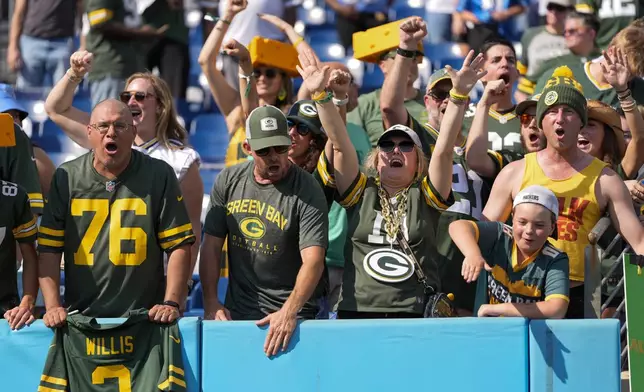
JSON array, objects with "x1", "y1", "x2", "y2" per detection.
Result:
[
  {"x1": 317, "y1": 152, "x2": 453, "y2": 314},
  {"x1": 534, "y1": 61, "x2": 644, "y2": 106},
  {"x1": 38, "y1": 151, "x2": 195, "y2": 317},
  {"x1": 85, "y1": 0, "x2": 142, "y2": 80},
  {"x1": 203, "y1": 161, "x2": 329, "y2": 320},
  {"x1": 472, "y1": 221, "x2": 570, "y2": 305},
  {"x1": 462, "y1": 105, "x2": 522, "y2": 153},
  {"x1": 39, "y1": 309, "x2": 186, "y2": 392},
  {"x1": 0, "y1": 123, "x2": 43, "y2": 214},
  {"x1": 0, "y1": 180, "x2": 37, "y2": 312},
  {"x1": 576, "y1": 0, "x2": 644, "y2": 50}
]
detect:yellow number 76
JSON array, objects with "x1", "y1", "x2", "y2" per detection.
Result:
[{"x1": 71, "y1": 198, "x2": 147, "y2": 266}]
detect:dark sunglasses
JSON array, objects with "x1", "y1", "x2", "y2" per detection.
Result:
[
  {"x1": 378, "y1": 140, "x2": 415, "y2": 153},
  {"x1": 520, "y1": 113, "x2": 536, "y2": 125},
  {"x1": 547, "y1": 3, "x2": 570, "y2": 12},
  {"x1": 563, "y1": 27, "x2": 585, "y2": 36},
  {"x1": 428, "y1": 90, "x2": 449, "y2": 101},
  {"x1": 287, "y1": 120, "x2": 310, "y2": 136},
  {"x1": 119, "y1": 91, "x2": 154, "y2": 103},
  {"x1": 253, "y1": 69, "x2": 278, "y2": 79},
  {"x1": 255, "y1": 145, "x2": 290, "y2": 156}
]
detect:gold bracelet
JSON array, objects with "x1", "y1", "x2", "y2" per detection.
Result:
[
  {"x1": 293, "y1": 36, "x2": 304, "y2": 48},
  {"x1": 449, "y1": 89, "x2": 469, "y2": 101}
]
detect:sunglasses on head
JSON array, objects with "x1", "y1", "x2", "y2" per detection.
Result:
[
  {"x1": 255, "y1": 145, "x2": 290, "y2": 156},
  {"x1": 119, "y1": 91, "x2": 153, "y2": 103},
  {"x1": 378, "y1": 140, "x2": 415, "y2": 153},
  {"x1": 287, "y1": 120, "x2": 310, "y2": 136},
  {"x1": 253, "y1": 68, "x2": 278, "y2": 79},
  {"x1": 427, "y1": 90, "x2": 450, "y2": 101},
  {"x1": 520, "y1": 113, "x2": 536, "y2": 125}
]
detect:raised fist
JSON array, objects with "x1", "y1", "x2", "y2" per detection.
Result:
[
  {"x1": 399, "y1": 17, "x2": 427, "y2": 50},
  {"x1": 69, "y1": 51, "x2": 93, "y2": 78}
]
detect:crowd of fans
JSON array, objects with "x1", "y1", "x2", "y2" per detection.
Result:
[{"x1": 1, "y1": 0, "x2": 644, "y2": 359}]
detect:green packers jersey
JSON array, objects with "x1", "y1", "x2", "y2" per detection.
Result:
[
  {"x1": 0, "y1": 123, "x2": 43, "y2": 214},
  {"x1": 534, "y1": 61, "x2": 644, "y2": 106},
  {"x1": 39, "y1": 309, "x2": 186, "y2": 392},
  {"x1": 517, "y1": 26, "x2": 569, "y2": 95},
  {"x1": 0, "y1": 181, "x2": 37, "y2": 312},
  {"x1": 462, "y1": 105, "x2": 522, "y2": 153},
  {"x1": 85, "y1": 0, "x2": 142, "y2": 80},
  {"x1": 203, "y1": 161, "x2": 328, "y2": 320},
  {"x1": 317, "y1": 153, "x2": 453, "y2": 314},
  {"x1": 473, "y1": 221, "x2": 570, "y2": 305},
  {"x1": 576, "y1": 0, "x2": 644, "y2": 50},
  {"x1": 38, "y1": 151, "x2": 195, "y2": 317}
]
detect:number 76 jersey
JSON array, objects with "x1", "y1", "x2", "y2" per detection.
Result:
[{"x1": 37, "y1": 151, "x2": 195, "y2": 317}]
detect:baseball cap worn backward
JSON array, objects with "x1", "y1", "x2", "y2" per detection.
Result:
[
  {"x1": 245, "y1": 105, "x2": 291, "y2": 151},
  {"x1": 286, "y1": 100, "x2": 325, "y2": 136},
  {"x1": 0, "y1": 84, "x2": 28, "y2": 120},
  {"x1": 377, "y1": 124, "x2": 422, "y2": 148},
  {"x1": 426, "y1": 68, "x2": 452, "y2": 93},
  {"x1": 513, "y1": 185, "x2": 560, "y2": 220}
]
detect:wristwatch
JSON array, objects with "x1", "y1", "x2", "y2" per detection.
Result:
[
  {"x1": 396, "y1": 47, "x2": 417, "y2": 59},
  {"x1": 333, "y1": 94, "x2": 349, "y2": 107}
]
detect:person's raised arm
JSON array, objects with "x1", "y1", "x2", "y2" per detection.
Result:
[
  {"x1": 602, "y1": 168, "x2": 644, "y2": 255},
  {"x1": 44, "y1": 51, "x2": 93, "y2": 148},
  {"x1": 297, "y1": 48, "x2": 358, "y2": 195},
  {"x1": 601, "y1": 48, "x2": 644, "y2": 179},
  {"x1": 465, "y1": 80, "x2": 508, "y2": 178},
  {"x1": 481, "y1": 161, "x2": 522, "y2": 222},
  {"x1": 258, "y1": 13, "x2": 313, "y2": 55},
  {"x1": 381, "y1": 17, "x2": 426, "y2": 128},
  {"x1": 197, "y1": 0, "x2": 247, "y2": 118},
  {"x1": 430, "y1": 51, "x2": 487, "y2": 201},
  {"x1": 223, "y1": 40, "x2": 258, "y2": 118}
]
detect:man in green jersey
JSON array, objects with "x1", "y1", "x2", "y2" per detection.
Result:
[
  {"x1": 450, "y1": 185, "x2": 570, "y2": 319},
  {"x1": 200, "y1": 105, "x2": 328, "y2": 357},
  {"x1": 575, "y1": 0, "x2": 644, "y2": 50},
  {"x1": 0, "y1": 180, "x2": 38, "y2": 330},
  {"x1": 38, "y1": 99, "x2": 195, "y2": 326},
  {"x1": 84, "y1": 0, "x2": 167, "y2": 107}
]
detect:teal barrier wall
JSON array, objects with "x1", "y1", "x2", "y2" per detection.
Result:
[{"x1": 0, "y1": 317, "x2": 621, "y2": 391}]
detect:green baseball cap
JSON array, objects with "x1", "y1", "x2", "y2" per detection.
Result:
[
  {"x1": 426, "y1": 68, "x2": 452, "y2": 93},
  {"x1": 245, "y1": 105, "x2": 291, "y2": 151},
  {"x1": 516, "y1": 93, "x2": 541, "y2": 116}
]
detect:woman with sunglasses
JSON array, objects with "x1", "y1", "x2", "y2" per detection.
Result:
[
  {"x1": 302, "y1": 45, "x2": 487, "y2": 318},
  {"x1": 44, "y1": 50, "x2": 204, "y2": 280},
  {"x1": 198, "y1": 0, "x2": 298, "y2": 167}
]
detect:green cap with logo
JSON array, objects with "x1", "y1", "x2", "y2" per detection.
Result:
[
  {"x1": 426, "y1": 68, "x2": 452, "y2": 93},
  {"x1": 245, "y1": 105, "x2": 291, "y2": 151},
  {"x1": 536, "y1": 66, "x2": 587, "y2": 128}
]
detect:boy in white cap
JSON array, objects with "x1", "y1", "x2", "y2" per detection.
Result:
[{"x1": 448, "y1": 185, "x2": 570, "y2": 319}]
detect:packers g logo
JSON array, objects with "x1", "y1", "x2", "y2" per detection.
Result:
[
  {"x1": 363, "y1": 248, "x2": 415, "y2": 283},
  {"x1": 298, "y1": 103, "x2": 318, "y2": 117},
  {"x1": 239, "y1": 217, "x2": 266, "y2": 239},
  {"x1": 544, "y1": 91, "x2": 558, "y2": 106}
]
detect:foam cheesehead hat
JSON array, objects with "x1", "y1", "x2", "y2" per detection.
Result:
[
  {"x1": 587, "y1": 99, "x2": 626, "y2": 158},
  {"x1": 377, "y1": 124, "x2": 422, "y2": 148},
  {"x1": 352, "y1": 19, "x2": 424, "y2": 64},
  {"x1": 513, "y1": 185, "x2": 559, "y2": 220},
  {"x1": 245, "y1": 105, "x2": 291, "y2": 151},
  {"x1": 536, "y1": 66, "x2": 587, "y2": 128}
]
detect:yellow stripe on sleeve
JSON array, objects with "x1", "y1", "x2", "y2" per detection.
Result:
[
  {"x1": 39, "y1": 226, "x2": 64, "y2": 237},
  {"x1": 14, "y1": 217, "x2": 37, "y2": 233},
  {"x1": 161, "y1": 234, "x2": 196, "y2": 250},
  {"x1": 421, "y1": 177, "x2": 448, "y2": 210},
  {"x1": 14, "y1": 223, "x2": 37, "y2": 239},
  {"x1": 339, "y1": 173, "x2": 367, "y2": 208},
  {"x1": 488, "y1": 150, "x2": 504, "y2": 170},
  {"x1": 158, "y1": 223, "x2": 193, "y2": 239},
  {"x1": 517, "y1": 61, "x2": 527, "y2": 76},
  {"x1": 38, "y1": 238, "x2": 64, "y2": 248},
  {"x1": 169, "y1": 365, "x2": 185, "y2": 376},
  {"x1": 545, "y1": 294, "x2": 570, "y2": 302},
  {"x1": 40, "y1": 376, "x2": 68, "y2": 386},
  {"x1": 316, "y1": 153, "x2": 335, "y2": 187},
  {"x1": 88, "y1": 8, "x2": 114, "y2": 26},
  {"x1": 29, "y1": 192, "x2": 44, "y2": 203},
  {"x1": 158, "y1": 376, "x2": 187, "y2": 389},
  {"x1": 38, "y1": 387, "x2": 66, "y2": 392}
]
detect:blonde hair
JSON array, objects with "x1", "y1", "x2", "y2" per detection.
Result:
[
  {"x1": 363, "y1": 145, "x2": 428, "y2": 182},
  {"x1": 124, "y1": 72, "x2": 188, "y2": 149},
  {"x1": 609, "y1": 22, "x2": 644, "y2": 77}
]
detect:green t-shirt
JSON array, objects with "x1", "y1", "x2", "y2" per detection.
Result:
[
  {"x1": 325, "y1": 123, "x2": 372, "y2": 269},
  {"x1": 142, "y1": 0, "x2": 188, "y2": 46},
  {"x1": 321, "y1": 166, "x2": 453, "y2": 314},
  {"x1": 0, "y1": 123, "x2": 43, "y2": 214},
  {"x1": 346, "y1": 88, "x2": 427, "y2": 147},
  {"x1": 473, "y1": 221, "x2": 570, "y2": 305},
  {"x1": 0, "y1": 180, "x2": 37, "y2": 312},
  {"x1": 38, "y1": 151, "x2": 195, "y2": 317},
  {"x1": 85, "y1": 0, "x2": 142, "y2": 80},
  {"x1": 576, "y1": 0, "x2": 643, "y2": 50},
  {"x1": 39, "y1": 309, "x2": 186, "y2": 392},
  {"x1": 534, "y1": 61, "x2": 644, "y2": 106},
  {"x1": 203, "y1": 161, "x2": 329, "y2": 320},
  {"x1": 462, "y1": 105, "x2": 522, "y2": 153}
]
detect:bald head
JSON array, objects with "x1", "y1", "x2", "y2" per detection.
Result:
[{"x1": 91, "y1": 98, "x2": 133, "y2": 124}]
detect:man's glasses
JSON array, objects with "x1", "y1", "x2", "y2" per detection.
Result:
[
  {"x1": 563, "y1": 27, "x2": 585, "y2": 36},
  {"x1": 90, "y1": 122, "x2": 132, "y2": 134},
  {"x1": 287, "y1": 120, "x2": 310, "y2": 136},
  {"x1": 378, "y1": 140, "x2": 415, "y2": 153},
  {"x1": 119, "y1": 91, "x2": 155, "y2": 103},
  {"x1": 253, "y1": 69, "x2": 278, "y2": 79},
  {"x1": 520, "y1": 113, "x2": 536, "y2": 125},
  {"x1": 255, "y1": 145, "x2": 290, "y2": 156},
  {"x1": 427, "y1": 90, "x2": 450, "y2": 101}
]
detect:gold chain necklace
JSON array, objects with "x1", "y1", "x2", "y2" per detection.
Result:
[{"x1": 378, "y1": 183, "x2": 409, "y2": 244}]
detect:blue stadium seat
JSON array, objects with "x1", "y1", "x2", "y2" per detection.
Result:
[
  {"x1": 72, "y1": 95, "x2": 92, "y2": 113},
  {"x1": 436, "y1": 57, "x2": 466, "y2": 70},
  {"x1": 189, "y1": 114, "x2": 229, "y2": 161},
  {"x1": 175, "y1": 98, "x2": 203, "y2": 129},
  {"x1": 360, "y1": 63, "x2": 385, "y2": 93},
  {"x1": 189, "y1": 277, "x2": 228, "y2": 309},
  {"x1": 424, "y1": 43, "x2": 467, "y2": 68},
  {"x1": 390, "y1": 2, "x2": 425, "y2": 20},
  {"x1": 306, "y1": 27, "x2": 340, "y2": 45},
  {"x1": 310, "y1": 42, "x2": 346, "y2": 63},
  {"x1": 190, "y1": 113, "x2": 227, "y2": 135},
  {"x1": 200, "y1": 168, "x2": 221, "y2": 194}
]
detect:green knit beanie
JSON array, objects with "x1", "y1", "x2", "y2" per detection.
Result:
[{"x1": 536, "y1": 66, "x2": 587, "y2": 128}]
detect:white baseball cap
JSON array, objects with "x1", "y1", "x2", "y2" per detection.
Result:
[{"x1": 513, "y1": 185, "x2": 559, "y2": 220}]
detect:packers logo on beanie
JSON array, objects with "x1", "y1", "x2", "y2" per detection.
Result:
[{"x1": 536, "y1": 66, "x2": 587, "y2": 128}]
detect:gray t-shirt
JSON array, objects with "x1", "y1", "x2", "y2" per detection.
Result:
[
  {"x1": 204, "y1": 161, "x2": 329, "y2": 320},
  {"x1": 23, "y1": 0, "x2": 76, "y2": 39}
]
